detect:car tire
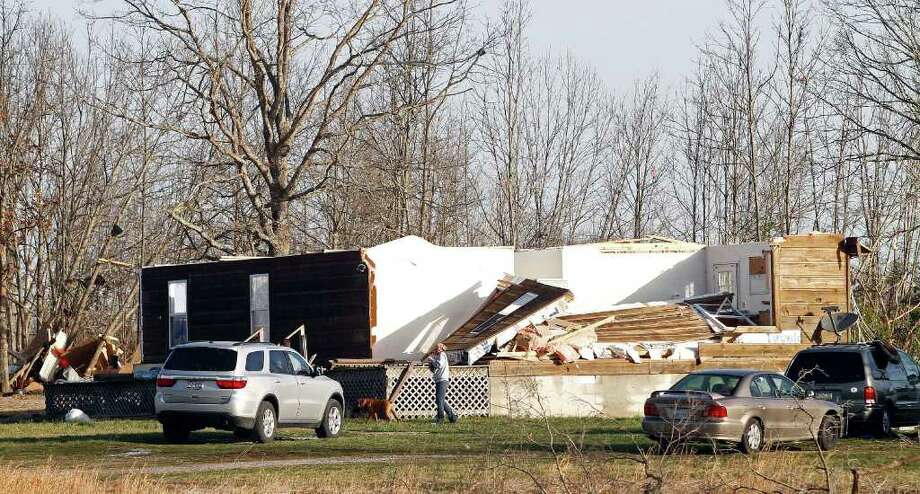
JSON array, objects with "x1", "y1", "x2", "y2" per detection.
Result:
[
  {"x1": 739, "y1": 419, "x2": 765, "y2": 454},
  {"x1": 251, "y1": 400, "x2": 277, "y2": 443},
  {"x1": 315, "y1": 399, "x2": 343, "y2": 438},
  {"x1": 817, "y1": 414, "x2": 840, "y2": 451},
  {"x1": 162, "y1": 422, "x2": 190, "y2": 443},
  {"x1": 874, "y1": 406, "x2": 893, "y2": 438}
]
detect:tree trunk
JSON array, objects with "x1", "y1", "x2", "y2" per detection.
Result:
[{"x1": 0, "y1": 243, "x2": 10, "y2": 395}]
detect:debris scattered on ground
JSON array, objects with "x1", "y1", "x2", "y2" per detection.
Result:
[
  {"x1": 109, "y1": 449, "x2": 151, "y2": 457},
  {"x1": 435, "y1": 274, "x2": 793, "y2": 366},
  {"x1": 64, "y1": 408, "x2": 91, "y2": 423}
]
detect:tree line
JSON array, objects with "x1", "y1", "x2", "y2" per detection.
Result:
[{"x1": 0, "y1": 0, "x2": 917, "y2": 391}]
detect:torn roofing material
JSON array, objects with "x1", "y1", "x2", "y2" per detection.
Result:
[
  {"x1": 442, "y1": 276, "x2": 572, "y2": 365},
  {"x1": 557, "y1": 303, "x2": 715, "y2": 344}
]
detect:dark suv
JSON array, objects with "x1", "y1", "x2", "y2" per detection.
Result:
[{"x1": 786, "y1": 342, "x2": 920, "y2": 436}]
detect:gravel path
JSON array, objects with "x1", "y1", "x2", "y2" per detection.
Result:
[{"x1": 136, "y1": 454, "x2": 453, "y2": 474}]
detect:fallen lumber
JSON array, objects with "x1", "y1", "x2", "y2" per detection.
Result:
[
  {"x1": 698, "y1": 343, "x2": 811, "y2": 360},
  {"x1": 388, "y1": 364, "x2": 415, "y2": 402},
  {"x1": 551, "y1": 315, "x2": 616, "y2": 344},
  {"x1": 494, "y1": 351, "x2": 539, "y2": 361}
]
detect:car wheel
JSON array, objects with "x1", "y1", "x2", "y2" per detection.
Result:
[
  {"x1": 162, "y1": 422, "x2": 190, "y2": 443},
  {"x1": 817, "y1": 415, "x2": 840, "y2": 451},
  {"x1": 316, "y1": 399, "x2": 343, "y2": 438},
  {"x1": 251, "y1": 401, "x2": 277, "y2": 443},
  {"x1": 874, "y1": 406, "x2": 893, "y2": 438},
  {"x1": 739, "y1": 419, "x2": 764, "y2": 454}
]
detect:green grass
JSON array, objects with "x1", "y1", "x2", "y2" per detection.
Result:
[
  {"x1": 0, "y1": 416, "x2": 649, "y2": 467},
  {"x1": 0, "y1": 417, "x2": 918, "y2": 492}
]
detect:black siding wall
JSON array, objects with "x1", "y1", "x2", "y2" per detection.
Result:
[{"x1": 140, "y1": 251, "x2": 372, "y2": 364}]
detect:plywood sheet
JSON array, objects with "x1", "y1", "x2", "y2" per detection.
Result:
[
  {"x1": 771, "y1": 233, "x2": 850, "y2": 341},
  {"x1": 749, "y1": 256, "x2": 767, "y2": 275}
]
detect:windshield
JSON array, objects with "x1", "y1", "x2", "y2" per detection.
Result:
[
  {"x1": 787, "y1": 352, "x2": 865, "y2": 384},
  {"x1": 164, "y1": 347, "x2": 237, "y2": 372},
  {"x1": 670, "y1": 373, "x2": 741, "y2": 395}
]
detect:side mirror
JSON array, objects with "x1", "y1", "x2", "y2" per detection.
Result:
[
  {"x1": 909, "y1": 375, "x2": 919, "y2": 385},
  {"x1": 805, "y1": 389, "x2": 815, "y2": 399},
  {"x1": 314, "y1": 366, "x2": 326, "y2": 377}
]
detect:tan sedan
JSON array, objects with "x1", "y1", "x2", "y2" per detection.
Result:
[{"x1": 641, "y1": 369, "x2": 843, "y2": 453}]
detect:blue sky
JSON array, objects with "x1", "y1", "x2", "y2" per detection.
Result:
[{"x1": 33, "y1": 0, "x2": 763, "y2": 93}]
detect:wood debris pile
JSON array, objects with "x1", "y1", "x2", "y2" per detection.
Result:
[
  {"x1": 9, "y1": 331, "x2": 127, "y2": 392},
  {"x1": 440, "y1": 276, "x2": 798, "y2": 366},
  {"x1": 495, "y1": 304, "x2": 714, "y2": 364}
]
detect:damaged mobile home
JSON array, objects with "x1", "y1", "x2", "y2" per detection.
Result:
[{"x1": 135, "y1": 232, "x2": 867, "y2": 416}]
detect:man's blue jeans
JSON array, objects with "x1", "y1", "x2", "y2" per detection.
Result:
[{"x1": 435, "y1": 379, "x2": 457, "y2": 422}]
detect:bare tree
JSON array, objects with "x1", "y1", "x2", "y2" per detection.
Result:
[
  {"x1": 474, "y1": 0, "x2": 529, "y2": 246},
  {"x1": 824, "y1": 0, "x2": 920, "y2": 163},
  {"x1": 613, "y1": 75, "x2": 670, "y2": 239},
  {"x1": 110, "y1": 0, "x2": 485, "y2": 256}
]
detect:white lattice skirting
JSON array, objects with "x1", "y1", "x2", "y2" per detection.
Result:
[{"x1": 328, "y1": 364, "x2": 490, "y2": 418}]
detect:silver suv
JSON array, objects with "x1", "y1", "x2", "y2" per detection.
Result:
[{"x1": 154, "y1": 341, "x2": 344, "y2": 443}]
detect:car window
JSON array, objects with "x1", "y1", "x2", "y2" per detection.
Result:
[
  {"x1": 899, "y1": 351, "x2": 920, "y2": 380},
  {"x1": 870, "y1": 345, "x2": 896, "y2": 370},
  {"x1": 245, "y1": 351, "x2": 264, "y2": 372},
  {"x1": 164, "y1": 347, "x2": 237, "y2": 371},
  {"x1": 886, "y1": 361, "x2": 908, "y2": 382},
  {"x1": 750, "y1": 375, "x2": 774, "y2": 398},
  {"x1": 287, "y1": 352, "x2": 311, "y2": 375},
  {"x1": 768, "y1": 374, "x2": 800, "y2": 398},
  {"x1": 787, "y1": 352, "x2": 865, "y2": 384},
  {"x1": 670, "y1": 374, "x2": 740, "y2": 395},
  {"x1": 269, "y1": 350, "x2": 294, "y2": 375}
]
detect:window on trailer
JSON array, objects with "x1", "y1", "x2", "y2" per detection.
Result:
[
  {"x1": 168, "y1": 280, "x2": 188, "y2": 348},
  {"x1": 250, "y1": 274, "x2": 270, "y2": 341}
]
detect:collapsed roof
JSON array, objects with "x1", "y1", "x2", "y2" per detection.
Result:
[
  {"x1": 442, "y1": 275, "x2": 572, "y2": 365},
  {"x1": 557, "y1": 303, "x2": 714, "y2": 343}
]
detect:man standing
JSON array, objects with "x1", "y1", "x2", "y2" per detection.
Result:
[{"x1": 426, "y1": 343, "x2": 458, "y2": 423}]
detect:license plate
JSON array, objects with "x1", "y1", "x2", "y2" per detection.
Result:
[
  {"x1": 185, "y1": 382, "x2": 203, "y2": 390},
  {"x1": 815, "y1": 391, "x2": 834, "y2": 401},
  {"x1": 672, "y1": 409, "x2": 689, "y2": 420}
]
